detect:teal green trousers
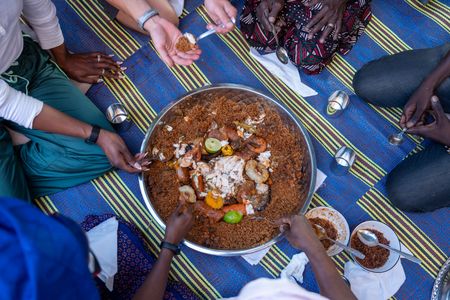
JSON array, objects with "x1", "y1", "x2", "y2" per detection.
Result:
[{"x1": 0, "y1": 38, "x2": 113, "y2": 201}]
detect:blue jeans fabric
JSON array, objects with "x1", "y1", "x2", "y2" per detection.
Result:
[{"x1": 353, "y1": 43, "x2": 450, "y2": 212}]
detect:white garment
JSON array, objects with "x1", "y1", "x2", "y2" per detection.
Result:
[
  {"x1": 222, "y1": 278, "x2": 328, "y2": 300},
  {"x1": 0, "y1": 0, "x2": 64, "y2": 128}
]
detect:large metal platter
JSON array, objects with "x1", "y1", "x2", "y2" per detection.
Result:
[
  {"x1": 139, "y1": 84, "x2": 317, "y2": 256},
  {"x1": 431, "y1": 257, "x2": 450, "y2": 300}
]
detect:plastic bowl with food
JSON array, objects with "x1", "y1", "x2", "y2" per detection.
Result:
[
  {"x1": 350, "y1": 220, "x2": 401, "y2": 273},
  {"x1": 305, "y1": 206, "x2": 350, "y2": 256}
]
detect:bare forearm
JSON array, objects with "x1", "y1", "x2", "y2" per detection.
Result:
[
  {"x1": 422, "y1": 50, "x2": 450, "y2": 89},
  {"x1": 50, "y1": 44, "x2": 69, "y2": 65},
  {"x1": 305, "y1": 245, "x2": 356, "y2": 300},
  {"x1": 133, "y1": 249, "x2": 174, "y2": 300},
  {"x1": 106, "y1": 0, "x2": 153, "y2": 20},
  {"x1": 32, "y1": 104, "x2": 92, "y2": 139}
]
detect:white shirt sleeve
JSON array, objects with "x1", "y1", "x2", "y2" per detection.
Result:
[
  {"x1": 22, "y1": 0, "x2": 64, "y2": 50},
  {"x1": 0, "y1": 80, "x2": 44, "y2": 129}
]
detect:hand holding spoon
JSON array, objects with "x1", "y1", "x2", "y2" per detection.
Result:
[
  {"x1": 264, "y1": 11, "x2": 289, "y2": 64},
  {"x1": 357, "y1": 229, "x2": 421, "y2": 264},
  {"x1": 388, "y1": 127, "x2": 407, "y2": 145},
  {"x1": 314, "y1": 224, "x2": 365, "y2": 259},
  {"x1": 194, "y1": 19, "x2": 236, "y2": 43}
]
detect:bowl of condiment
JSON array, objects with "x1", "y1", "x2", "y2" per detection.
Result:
[
  {"x1": 350, "y1": 220, "x2": 401, "y2": 273},
  {"x1": 305, "y1": 206, "x2": 350, "y2": 256}
]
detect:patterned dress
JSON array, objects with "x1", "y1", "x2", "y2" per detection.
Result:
[
  {"x1": 81, "y1": 214, "x2": 198, "y2": 300},
  {"x1": 240, "y1": 0, "x2": 372, "y2": 74}
]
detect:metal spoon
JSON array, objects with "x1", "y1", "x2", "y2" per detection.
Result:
[
  {"x1": 313, "y1": 224, "x2": 365, "y2": 259},
  {"x1": 357, "y1": 229, "x2": 421, "y2": 264},
  {"x1": 195, "y1": 19, "x2": 236, "y2": 43},
  {"x1": 388, "y1": 127, "x2": 407, "y2": 146},
  {"x1": 264, "y1": 12, "x2": 289, "y2": 64}
]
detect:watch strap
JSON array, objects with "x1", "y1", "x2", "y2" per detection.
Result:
[
  {"x1": 160, "y1": 241, "x2": 180, "y2": 255},
  {"x1": 137, "y1": 9, "x2": 159, "y2": 31},
  {"x1": 85, "y1": 125, "x2": 101, "y2": 144}
]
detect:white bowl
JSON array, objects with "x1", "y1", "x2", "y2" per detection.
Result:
[
  {"x1": 350, "y1": 220, "x2": 401, "y2": 273},
  {"x1": 305, "y1": 206, "x2": 350, "y2": 256}
]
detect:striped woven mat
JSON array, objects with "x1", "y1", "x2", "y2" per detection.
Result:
[{"x1": 37, "y1": 0, "x2": 450, "y2": 298}]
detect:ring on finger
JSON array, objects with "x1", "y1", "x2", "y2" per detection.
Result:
[
  {"x1": 101, "y1": 68, "x2": 105, "y2": 76},
  {"x1": 97, "y1": 54, "x2": 101, "y2": 62}
]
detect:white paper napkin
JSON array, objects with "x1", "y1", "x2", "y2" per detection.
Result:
[
  {"x1": 344, "y1": 244, "x2": 411, "y2": 300},
  {"x1": 241, "y1": 170, "x2": 327, "y2": 265},
  {"x1": 241, "y1": 247, "x2": 272, "y2": 265},
  {"x1": 280, "y1": 253, "x2": 309, "y2": 283},
  {"x1": 86, "y1": 217, "x2": 119, "y2": 291},
  {"x1": 249, "y1": 48, "x2": 317, "y2": 98}
]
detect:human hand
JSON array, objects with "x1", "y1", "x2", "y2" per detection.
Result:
[
  {"x1": 205, "y1": 0, "x2": 237, "y2": 34},
  {"x1": 400, "y1": 84, "x2": 435, "y2": 128},
  {"x1": 56, "y1": 52, "x2": 123, "y2": 83},
  {"x1": 96, "y1": 129, "x2": 146, "y2": 173},
  {"x1": 164, "y1": 203, "x2": 194, "y2": 244},
  {"x1": 304, "y1": 0, "x2": 346, "y2": 43},
  {"x1": 256, "y1": 0, "x2": 285, "y2": 32},
  {"x1": 407, "y1": 96, "x2": 450, "y2": 146},
  {"x1": 275, "y1": 214, "x2": 323, "y2": 252},
  {"x1": 145, "y1": 16, "x2": 201, "y2": 67}
]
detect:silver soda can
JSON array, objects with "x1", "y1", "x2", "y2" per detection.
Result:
[
  {"x1": 106, "y1": 103, "x2": 131, "y2": 132},
  {"x1": 331, "y1": 146, "x2": 356, "y2": 176},
  {"x1": 326, "y1": 90, "x2": 350, "y2": 118}
]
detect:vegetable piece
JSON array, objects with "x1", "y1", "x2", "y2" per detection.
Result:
[
  {"x1": 221, "y1": 144, "x2": 234, "y2": 156},
  {"x1": 223, "y1": 203, "x2": 247, "y2": 215},
  {"x1": 205, "y1": 191, "x2": 224, "y2": 209},
  {"x1": 194, "y1": 201, "x2": 224, "y2": 222},
  {"x1": 178, "y1": 185, "x2": 196, "y2": 203},
  {"x1": 205, "y1": 138, "x2": 222, "y2": 154},
  {"x1": 191, "y1": 173, "x2": 205, "y2": 197},
  {"x1": 223, "y1": 211, "x2": 243, "y2": 224},
  {"x1": 175, "y1": 164, "x2": 190, "y2": 184}
]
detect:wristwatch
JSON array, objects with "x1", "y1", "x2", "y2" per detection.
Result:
[
  {"x1": 160, "y1": 241, "x2": 181, "y2": 255},
  {"x1": 85, "y1": 125, "x2": 101, "y2": 144},
  {"x1": 137, "y1": 8, "x2": 159, "y2": 31}
]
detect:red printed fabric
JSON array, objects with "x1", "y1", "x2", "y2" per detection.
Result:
[{"x1": 240, "y1": 0, "x2": 372, "y2": 74}]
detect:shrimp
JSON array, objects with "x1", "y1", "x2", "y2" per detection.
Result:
[
  {"x1": 246, "y1": 136, "x2": 267, "y2": 153},
  {"x1": 245, "y1": 160, "x2": 269, "y2": 183}
]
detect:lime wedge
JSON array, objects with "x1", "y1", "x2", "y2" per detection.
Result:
[
  {"x1": 205, "y1": 137, "x2": 222, "y2": 154},
  {"x1": 223, "y1": 211, "x2": 243, "y2": 224}
]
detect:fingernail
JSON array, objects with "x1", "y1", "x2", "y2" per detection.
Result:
[
  {"x1": 119, "y1": 75, "x2": 125, "y2": 79},
  {"x1": 431, "y1": 95, "x2": 438, "y2": 102},
  {"x1": 120, "y1": 66, "x2": 127, "y2": 71},
  {"x1": 116, "y1": 61, "x2": 123, "y2": 65},
  {"x1": 97, "y1": 78, "x2": 104, "y2": 83},
  {"x1": 319, "y1": 39, "x2": 324, "y2": 43},
  {"x1": 231, "y1": 17, "x2": 236, "y2": 24},
  {"x1": 108, "y1": 54, "x2": 115, "y2": 57}
]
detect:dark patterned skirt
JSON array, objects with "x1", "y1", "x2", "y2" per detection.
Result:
[
  {"x1": 81, "y1": 214, "x2": 198, "y2": 300},
  {"x1": 240, "y1": 0, "x2": 372, "y2": 74}
]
